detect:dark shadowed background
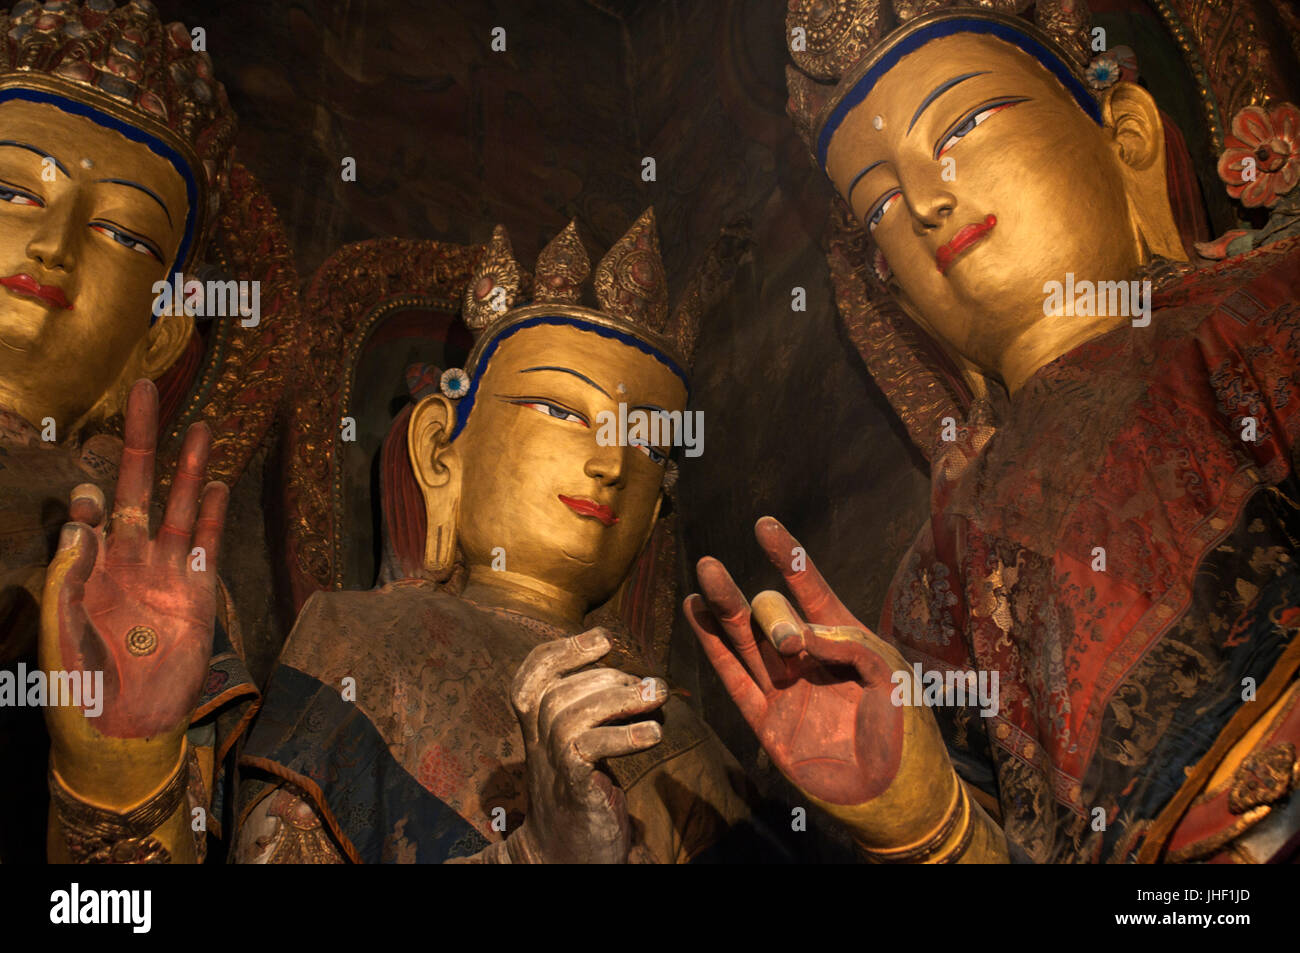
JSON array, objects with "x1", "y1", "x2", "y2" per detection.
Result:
[{"x1": 156, "y1": 0, "x2": 933, "y2": 854}]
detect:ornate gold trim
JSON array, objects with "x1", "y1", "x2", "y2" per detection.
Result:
[
  {"x1": 860, "y1": 779, "x2": 972, "y2": 863},
  {"x1": 49, "y1": 745, "x2": 189, "y2": 864},
  {"x1": 283, "y1": 238, "x2": 480, "y2": 605}
]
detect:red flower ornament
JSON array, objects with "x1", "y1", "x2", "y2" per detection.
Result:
[{"x1": 1217, "y1": 103, "x2": 1300, "y2": 208}]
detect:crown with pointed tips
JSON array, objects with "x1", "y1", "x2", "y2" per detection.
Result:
[
  {"x1": 444, "y1": 209, "x2": 746, "y2": 440},
  {"x1": 785, "y1": 2, "x2": 1097, "y2": 173},
  {"x1": 457, "y1": 208, "x2": 698, "y2": 375},
  {"x1": 0, "y1": 0, "x2": 237, "y2": 269}
]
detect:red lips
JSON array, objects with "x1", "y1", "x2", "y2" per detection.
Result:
[
  {"x1": 1, "y1": 273, "x2": 72, "y2": 310},
  {"x1": 936, "y1": 214, "x2": 997, "y2": 275},
  {"x1": 559, "y1": 495, "x2": 619, "y2": 527}
]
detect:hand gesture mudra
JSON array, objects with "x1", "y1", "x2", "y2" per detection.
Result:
[
  {"x1": 506, "y1": 629, "x2": 666, "y2": 863},
  {"x1": 41, "y1": 379, "x2": 228, "y2": 802},
  {"x1": 684, "y1": 516, "x2": 961, "y2": 855}
]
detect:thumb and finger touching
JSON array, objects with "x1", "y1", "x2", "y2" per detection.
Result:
[
  {"x1": 752, "y1": 590, "x2": 896, "y2": 687},
  {"x1": 754, "y1": 516, "x2": 862, "y2": 628}
]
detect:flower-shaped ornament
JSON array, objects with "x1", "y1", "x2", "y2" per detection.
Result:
[{"x1": 1217, "y1": 103, "x2": 1300, "y2": 209}]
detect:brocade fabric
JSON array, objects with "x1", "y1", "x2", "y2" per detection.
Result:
[{"x1": 881, "y1": 237, "x2": 1300, "y2": 862}]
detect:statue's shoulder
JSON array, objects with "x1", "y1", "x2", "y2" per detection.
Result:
[
  {"x1": 1161, "y1": 235, "x2": 1300, "y2": 317},
  {"x1": 279, "y1": 579, "x2": 485, "y2": 681}
]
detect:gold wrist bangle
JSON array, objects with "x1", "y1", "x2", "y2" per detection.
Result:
[
  {"x1": 49, "y1": 742, "x2": 189, "y2": 864},
  {"x1": 860, "y1": 779, "x2": 973, "y2": 864}
]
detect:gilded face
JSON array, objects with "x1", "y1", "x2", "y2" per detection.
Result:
[
  {"x1": 825, "y1": 33, "x2": 1139, "y2": 375},
  {"x1": 0, "y1": 99, "x2": 188, "y2": 430},
  {"x1": 453, "y1": 324, "x2": 686, "y2": 606}
]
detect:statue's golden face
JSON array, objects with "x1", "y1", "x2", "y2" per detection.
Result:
[
  {"x1": 0, "y1": 99, "x2": 188, "y2": 430},
  {"x1": 453, "y1": 324, "x2": 686, "y2": 607},
  {"x1": 825, "y1": 33, "x2": 1140, "y2": 375}
]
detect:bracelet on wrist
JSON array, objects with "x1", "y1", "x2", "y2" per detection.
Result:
[
  {"x1": 859, "y1": 779, "x2": 974, "y2": 864},
  {"x1": 49, "y1": 742, "x2": 189, "y2": 864}
]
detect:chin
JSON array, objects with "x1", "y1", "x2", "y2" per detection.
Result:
[
  {"x1": 0, "y1": 314, "x2": 41, "y2": 353},
  {"x1": 555, "y1": 524, "x2": 606, "y2": 566}
]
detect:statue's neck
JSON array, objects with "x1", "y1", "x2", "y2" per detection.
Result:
[
  {"x1": 459, "y1": 568, "x2": 588, "y2": 630},
  {"x1": 0, "y1": 382, "x2": 87, "y2": 446},
  {"x1": 997, "y1": 310, "x2": 1132, "y2": 396},
  {"x1": 0, "y1": 399, "x2": 61, "y2": 448}
]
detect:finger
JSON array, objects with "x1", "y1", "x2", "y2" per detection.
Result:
[
  {"x1": 109, "y1": 379, "x2": 159, "y2": 551},
  {"x1": 538, "y1": 668, "x2": 640, "y2": 747},
  {"x1": 573, "y1": 721, "x2": 663, "y2": 763},
  {"x1": 550, "y1": 679, "x2": 667, "y2": 740},
  {"x1": 789, "y1": 626, "x2": 900, "y2": 687},
  {"x1": 549, "y1": 681, "x2": 667, "y2": 774},
  {"x1": 191, "y1": 481, "x2": 229, "y2": 572},
  {"x1": 696, "y1": 557, "x2": 775, "y2": 692},
  {"x1": 42, "y1": 523, "x2": 99, "y2": 670},
  {"x1": 510, "y1": 629, "x2": 610, "y2": 717},
  {"x1": 683, "y1": 594, "x2": 766, "y2": 727},
  {"x1": 755, "y1": 516, "x2": 859, "y2": 627},
  {"x1": 754, "y1": 591, "x2": 895, "y2": 687},
  {"x1": 68, "y1": 483, "x2": 105, "y2": 528},
  {"x1": 157, "y1": 422, "x2": 212, "y2": 567}
]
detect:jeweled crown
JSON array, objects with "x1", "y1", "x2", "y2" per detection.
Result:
[
  {"x1": 0, "y1": 0, "x2": 237, "y2": 263},
  {"x1": 458, "y1": 208, "x2": 705, "y2": 378},
  {"x1": 786, "y1": 0, "x2": 1093, "y2": 160}
]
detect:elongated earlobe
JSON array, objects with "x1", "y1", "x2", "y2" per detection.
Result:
[
  {"x1": 1102, "y1": 82, "x2": 1187, "y2": 262},
  {"x1": 139, "y1": 308, "x2": 196, "y2": 380},
  {"x1": 408, "y1": 395, "x2": 462, "y2": 575}
]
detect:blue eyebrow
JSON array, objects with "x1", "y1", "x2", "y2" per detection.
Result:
[
  {"x1": 0, "y1": 140, "x2": 68, "y2": 176},
  {"x1": 520, "y1": 365, "x2": 611, "y2": 399},
  {"x1": 97, "y1": 178, "x2": 172, "y2": 226},
  {"x1": 846, "y1": 160, "x2": 885, "y2": 200},
  {"x1": 908, "y1": 72, "x2": 988, "y2": 133}
]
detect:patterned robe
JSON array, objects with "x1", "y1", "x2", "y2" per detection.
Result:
[
  {"x1": 238, "y1": 579, "x2": 765, "y2": 863},
  {"x1": 882, "y1": 237, "x2": 1300, "y2": 862}
]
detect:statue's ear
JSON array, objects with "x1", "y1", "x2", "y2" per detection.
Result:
[
  {"x1": 1102, "y1": 81, "x2": 1187, "y2": 262},
  {"x1": 138, "y1": 309, "x2": 195, "y2": 380},
  {"x1": 408, "y1": 395, "x2": 462, "y2": 574}
]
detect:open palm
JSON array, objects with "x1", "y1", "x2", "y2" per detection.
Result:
[{"x1": 42, "y1": 380, "x2": 228, "y2": 748}]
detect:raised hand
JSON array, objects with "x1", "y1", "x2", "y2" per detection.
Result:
[
  {"x1": 684, "y1": 516, "x2": 958, "y2": 853},
  {"x1": 507, "y1": 629, "x2": 666, "y2": 863},
  {"x1": 41, "y1": 379, "x2": 228, "y2": 803}
]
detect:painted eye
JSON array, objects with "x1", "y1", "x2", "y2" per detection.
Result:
[
  {"x1": 519, "y1": 400, "x2": 587, "y2": 426},
  {"x1": 89, "y1": 223, "x2": 162, "y2": 261},
  {"x1": 936, "y1": 99, "x2": 1025, "y2": 158},
  {"x1": 867, "y1": 190, "x2": 902, "y2": 233},
  {"x1": 629, "y1": 439, "x2": 667, "y2": 466},
  {"x1": 0, "y1": 185, "x2": 42, "y2": 208}
]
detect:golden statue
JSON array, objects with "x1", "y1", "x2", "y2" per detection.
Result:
[
  {"x1": 0, "y1": 0, "x2": 278, "y2": 864},
  {"x1": 0, "y1": 0, "x2": 232, "y2": 436},
  {"x1": 233, "y1": 213, "x2": 762, "y2": 863},
  {"x1": 689, "y1": 0, "x2": 1300, "y2": 863}
]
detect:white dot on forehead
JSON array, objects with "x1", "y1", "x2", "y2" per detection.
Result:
[
  {"x1": 872, "y1": 115, "x2": 884, "y2": 131},
  {"x1": 80, "y1": 157, "x2": 93, "y2": 169},
  {"x1": 616, "y1": 382, "x2": 627, "y2": 395}
]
